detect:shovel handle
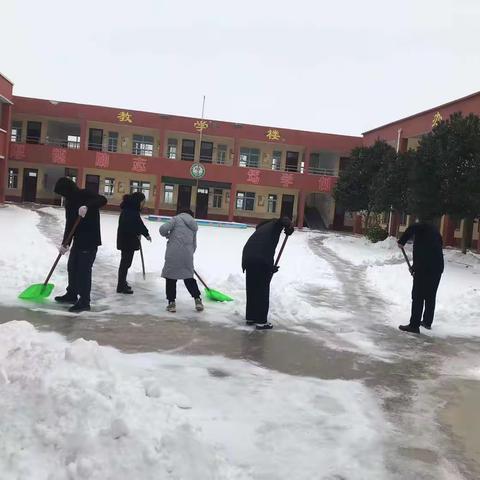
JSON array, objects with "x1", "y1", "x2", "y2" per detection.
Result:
[
  {"x1": 400, "y1": 245, "x2": 413, "y2": 276},
  {"x1": 194, "y1": 269, "x2": 209, "y2": 290},
  {"x1": 139, "y1": 238, "x2": 146, "y2": 280},
  {"x1": 43, "y1": 216, "x2": 82, "y2": 286},
  {"x1": 274, "y1": 234, "x2": 289, "y2": 267}
]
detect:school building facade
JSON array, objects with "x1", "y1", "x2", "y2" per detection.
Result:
[
  {"x1": 2, "y1": 87, "x2": 361, "y2": 229},
  {"x1": 1, "y1": 71, "x2": 479, "y2": 247}
]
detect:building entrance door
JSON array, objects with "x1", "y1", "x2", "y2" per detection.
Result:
[
  {"x1": 22, "y1": 169, "x2": 38, "y2": 202},
  {"x1": 195, "y1": 187, "x2": 209, "y2": 219},
  {"x1": 177, "y1": 185, "x2": 192, "y2": 212},
  {"x1": 280, "y1": 194, "x2": 295, "y2": 220},
  {"x1": 85, "y1": 174, "x2": 100, "y2": 194}
]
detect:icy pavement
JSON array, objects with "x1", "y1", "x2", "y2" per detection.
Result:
[{"x1": 1, "y1": 205, "x2": 480, "y2": 479}]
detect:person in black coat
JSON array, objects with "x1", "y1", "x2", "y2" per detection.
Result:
[
  {"x1": 397, "y1": 220, "x2": 444, "y2": 334},
  {"x1": 242, "y1": 217, "x2": 294, "y2": 330},
  {"x1": 116, "y1": 192, "x2": 151, "y2": 294},
  {"x1": 53, "y1": 177, "x2": 108, "y2": 313}
]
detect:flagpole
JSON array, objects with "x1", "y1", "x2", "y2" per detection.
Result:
[{"x1": 195, "y1": 95, "x2": 206, "y2": 215}]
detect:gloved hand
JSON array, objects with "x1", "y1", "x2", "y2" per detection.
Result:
[
  {"x1": 58, "y1": 245, "x2": 70, "y2": 255},
  {"x1": 146, "y1": 235, "x2": 152, "y2": 242},
  {"x1": 409, "y1": 266, "x2": 415, "y2": 276},
  {"x1": 280, "y1": 216, "x2": 292, "y2": 227},
  {"x1": 284, "y1": 225, "x2": 294, "y2": 236},
  {"x1": 78, "y1": 205, "x2": 88, "y2": 218},
  {"x1": 272, "y1": 265, "x2": 280, "y2": 274}
]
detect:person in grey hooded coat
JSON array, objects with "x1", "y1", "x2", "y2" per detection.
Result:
[{"x1": 159, "y1": 209, "x2": 203, "y2": 313}]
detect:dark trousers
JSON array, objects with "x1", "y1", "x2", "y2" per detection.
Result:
[
  {"x1": 118, "y1": 249, "x2": 135, "y2": 288},
  {"x1": 245, "y1": 264, "x2": 272, "y2": 324},
  {"x1": 66, "y1": 245, "x2": 98, "y2": 304},
  {"x1": 410, "y1": 271, "x2": 442, "y2": 328},
  {"x1": 165, "y1": 278, "x2": 201, "y2": 302}
]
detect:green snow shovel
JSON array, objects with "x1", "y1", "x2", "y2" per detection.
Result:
[
  {"x1": 194, "y1": 270, "x2": 233, "y2": 302},
  {"x1": 19, "y1": 216, "x2": 82, "y2": 301}
]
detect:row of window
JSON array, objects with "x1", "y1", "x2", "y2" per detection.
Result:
[{"x1": 235, "y1": 192, "x2": 277, "y2": 213}]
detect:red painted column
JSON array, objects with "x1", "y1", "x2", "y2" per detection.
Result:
[
  {"x1": 228, "y1": 184, "x2": 237, "y2": 222},
  {"x1": 442, "y1": 215, "x2": 455, "y2": 247},
  {"x1": 80, "y1": 118, "x2": 88, "y2": 151},
  {"x1": 0, "y1": 102, "x2": 12, "y2": 203},
  {"x1": 77, "y1": 167, "x2": 85, "y2": 188},
  {"x1": 155, "y1": 174, "x2": 161, "y2": 214},
  {"x1": 297, "y1": 190, "x2": 306, "y2": 228}
]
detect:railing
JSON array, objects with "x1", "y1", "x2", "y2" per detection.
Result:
[
  {"x1": 284, "y1": 164, "x2": 299, "y2": 173},
  {"x1": 308, "y1": 166, "x2": 337, "y2": 176},
  {"x1": 45, "y1": 137, "x2": 81, "y2": 149}
]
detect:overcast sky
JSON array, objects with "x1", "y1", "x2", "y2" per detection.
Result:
[{"x1": 2, "y1": 0, "x2": 479, "y2": 136}]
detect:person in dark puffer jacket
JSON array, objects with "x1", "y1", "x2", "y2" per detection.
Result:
[
  {"x1": 116, "y1": 192, "x2": 151, "y2": 294},
  {"x1": 54, "y1": 177, "x2": 107, "y2": 313}
]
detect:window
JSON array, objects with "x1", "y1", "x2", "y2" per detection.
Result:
[
  {"x1": 213, "y1": 188, "x2": 223, "y2": 208},
  {"x1": 108, "y1": 132, "x2": 118, "y2": 153},
  {"x1": 167, "y1": 138, "x2": 178, "y2": 159},
  {"x1": 236, "y1": 191, "x2": 255, "y2": 211},
  {"x1": 132, "y1": 135, "x2": 154, "y2": 156},
  {"x1": 164, "y1": 184, "x2": 174, "y2": 204},
  {"x1": 217, "y1": 144, "x2": 227, "y2": 164},
  {"x1": 239, "y1": 147, "x2": 260, "y2": 168},
  {"x1": 200, "y1": 141, "x2": 213, "y2": 163},
  {"x1": 181, "y1": 139, "x2": 195, "y2": 161},
  {"x1": 285, "y1": 151, "x2": 299, "y2": 172},
  {"x1": 88, "y1": 128, "x2": 103, "y2": 151},
  {"x1": 267, "y1": 194, "x2": 277, "y2": 213},
  {"x1": 11, "y1": 121, "x2": 22, "y2": 143},
  {"x1": 130, "y1": 180, "x2": 151, "y2": 200},
  {"x1": 7, "y1": 168, "x2": 18, "y2": 189},
  {"x1": 104, "y1": 177, "x2": 115, "y2": 196},
  {"x1": 272, "y1": 151, "x2": 282, "y2": 170},
  {"x1": 67, "y1": 135, "x2": 80, "y2": 149}
]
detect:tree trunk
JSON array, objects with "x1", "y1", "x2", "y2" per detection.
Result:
[
  {"x1": 461, "y1": 217, "x2": 474, "y2": 254},
  {"x1": 365, "y1": 210, "x2": 371, "y2": 230}
]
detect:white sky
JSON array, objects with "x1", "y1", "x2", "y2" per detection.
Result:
[{"x1": 2, "y1": 0, "x2": 479, "y2": 136}]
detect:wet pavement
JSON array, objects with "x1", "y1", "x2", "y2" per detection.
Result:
[{"x1": 2, "y1": 208, "x2": 480, "y2": 479}]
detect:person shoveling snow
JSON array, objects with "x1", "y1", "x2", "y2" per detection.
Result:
[{"x1": 242, "y1": 217, "x2": 294, "y2": 330}]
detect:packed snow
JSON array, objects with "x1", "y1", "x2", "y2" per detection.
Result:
[
  {"x1": 0, "y1": 320, "x2": 389, "y2": 480},
  {"x1": 322, "y1": 233, "x2": 480, "y2": 338}
]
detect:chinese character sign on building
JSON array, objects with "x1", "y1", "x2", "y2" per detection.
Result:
[
  {"x1": 247, "y1": 169, "x2": 261, "y2": 184},
  {"x1": 52, "y1": 148, "x2": 67, "y2": 165},
  {"x1": 117, "y1": 111, "x2": 133, "y2": 123},
  {"x1": 95, "y1": 152, "x2": 110, "y2": 169},
  {"x1": 280, "y1": 173, "x2": 294, "y2": 188},
  {"x1": 132, "y1": 158, "x2": 147, "y2": 173},
  {"x1": 194, "y1": 120, "x2": 209, "y2": 132},
  {"x1": 318, "y1": 176, "x2": 335, "y2": 193},
  {"x1": 432, "y1": 111, "x2": 443, "y2": 128},
  {"x1": 266, "y1": 129, "x2": 281, "y2": 141}
]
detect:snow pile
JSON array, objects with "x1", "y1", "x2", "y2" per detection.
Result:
[
  {"x1": 323, "y1": 234, "x2": 403, "y2": 266},
  {"x1": 0, "y1": 321, "x2": 389, "y2": 480}
]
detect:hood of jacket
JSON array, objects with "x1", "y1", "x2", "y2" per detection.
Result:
[
  {"x1": 54, "y1": 177, "x2": 78, "y2": 198},
  {"x1": 120, "y1": 192, "x2": 145, "y2": 211},
  {"x1": 177, "y1": 212, "x2": 198, "y2": 232}
]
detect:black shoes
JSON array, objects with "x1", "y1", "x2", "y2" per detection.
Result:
[
  {"x1": 68, "y1": 301, "x2": 91, "y2": 313},
  {"x1": 117, "y1": 285, "x2": 133, "y2": 294},
  {"x1": 255, "y1": 322, "x2": 273, "y2": 330},
  {"x1": 54, "y1": 293, "x2": 78, "y2": 304},
  {"x1": 420, "y1": 321, "x2": 432, "y2": 330},
  {"x1": 399, "y1": 324, "x2": 420, "y2": 334}
]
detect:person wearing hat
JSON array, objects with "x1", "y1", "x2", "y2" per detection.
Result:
[
  {"x1": 53, "y1": 177, "x2": 107, "y2": 313},
  {"x1": 116, "y1": 192, "x2": 151, "y2": 294}
]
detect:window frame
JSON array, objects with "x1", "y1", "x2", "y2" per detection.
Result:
[
  {"x1": 130, "y1": 180, "x2": 151, "y2": 200},
  {"x1": 236, "y1": 191, "x2": 255, "y2": 211},
  {"x1": 104, "y1": 177, "x2": 115, "y2": 196},
  {"x1": 167, "y1": 138, "x2": 178, "y2": 159},
  {"x1": 212, "y1": 188, "x2": 223, "y2": 209},
  {"x1": 217, "y1": 144, "x2": 227, "y2": 164},
  {"x1": 11, "y1": 121, "x2": 22, "y2": 143},
  {"x1": 108, "y1": 132, "x2": 119, "y2": 153},
  {"x1": 267, "y1": 194, "x2": 277, "y2": 213},
  {"x1": 132, "y1": 134, "x2": 154, "y2": 157},
  {"x1": 7, "y1": 168, "x2": 19, "y2": 189},
  {"x1": 163, "y1": 184, "x2": 174, "y2": 204},
  {"x1": 200, "y1": 141, "x2": 213, "y2": 163},
  {"x1": 181, "y1": 139, "x2": 196, "y2": 161},
  {"x1": 272, "y1": 151, "x2": 282, "y2": 170},
  {"x1": 239, "y1": 147, "x2": 260, "y2": 168}
]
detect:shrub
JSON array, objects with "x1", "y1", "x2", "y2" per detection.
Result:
[{"x1": 365, "y1": 225, "x2": 388, "y2": 243}]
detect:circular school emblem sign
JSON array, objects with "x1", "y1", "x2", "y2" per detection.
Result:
[{"x1": 190, "y1": 162, "x2": 206, "y2": 179}]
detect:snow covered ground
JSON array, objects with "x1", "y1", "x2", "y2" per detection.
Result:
[
  {"x1": 323, "y1": 233, "x2": 480, "y2": 339},
  {"x1": 0, "y1": 321, "x2": 390, "y2": 480}
]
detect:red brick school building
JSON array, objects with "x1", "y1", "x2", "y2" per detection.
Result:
[{"x1": 0, "y1": 72, "x2": 478, "y2": 248}]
